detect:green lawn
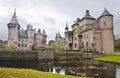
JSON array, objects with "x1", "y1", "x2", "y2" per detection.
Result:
[
  {"x1": 0, "y1": 68, "x2": 83, "y2": 78},
  {"x1": 94, "y1": 54, "x2": 120, "y2": 63}
]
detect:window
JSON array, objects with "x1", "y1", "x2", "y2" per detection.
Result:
[
  {"x1": 86, "y1": 42, "x2": 88, "y2": 47},
  {"x1": 75, "y1": 37, "x2": 77, "y2": 41},
  {"x1": 82, "y1": 42, "x2": 84, "y2": 48},
  {"x1": 104, "y1": 21, "x2": 106, "y2": 27},
  {"x1": 25, "y1": 44, "x2": 27, "y2": 47},
  {"x1": 75, "y1": 43, "x2": 77, "y2": 48},
  {"x1": 22, "y1": 44, "x2": 24, "y2": 47},
  {"x1": 18, "y1": 43, "x2": 20, "y2": 47}
]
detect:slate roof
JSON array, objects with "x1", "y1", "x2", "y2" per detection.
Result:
[
  {"x1": 9, "y1": 10, "x2": 18, "y2": 24},
  {"x1": 101, "y1": 8, "x2": 112, "y2": 16}
]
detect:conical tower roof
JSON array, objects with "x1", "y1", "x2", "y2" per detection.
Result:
[
  {"x1": 101, "y1": 8, "x2": 112, "y2": 16},
  {"x1": 57, "y1": 31, "x2": 62, "y2": 38},
  {"x1": 9, "y1": 9, "x2": 18, "y2": 24}
]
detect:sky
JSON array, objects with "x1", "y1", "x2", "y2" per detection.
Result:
[{"x1": 0, "y1": 0, "x2": 120, "y2": 42}]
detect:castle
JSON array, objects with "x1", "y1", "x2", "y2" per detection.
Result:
[
  {"x1": 7, "y1": 10, "x2": 47, "y2": 50},
  {"x1": 64, "y1": 8, "x2": 114, "y2": 55}
]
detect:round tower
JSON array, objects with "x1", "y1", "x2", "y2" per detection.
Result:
[
  {"x1": 98, "y1": 8, "x2": 114, "y2": 55},
  {"x1": 7, "y1": 9, "x2": 20, "y2": 48},
  {"x1": 34, "y1": 28, "x2": 42, "y2": 47},
  {"x1": 99, "y1": 8, "x2": 113, "y2": 29}
]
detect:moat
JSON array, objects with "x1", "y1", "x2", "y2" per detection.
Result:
[{"x1": 0, "y1": 60, "x2": 119, "y2": 78}]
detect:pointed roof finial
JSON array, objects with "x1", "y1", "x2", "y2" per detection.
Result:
[
  {"x1": 14, "y1": 8, "x2": 16, "y2": 16},
  {"x1": 14, "y1": 8, "x2": 16, "y2": 12}
]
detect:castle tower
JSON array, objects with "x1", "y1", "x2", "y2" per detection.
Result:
[
  {"x1": 34, "y1": 28, "x2": 42, "y2": 47},
  {"x1": 98, "y1": 8, "x2": 114, "y2": 55},
  {"x1": 26, "y1": 24, "x2": 34, "y2": 38},
  {"x1": 7, "y1": 9, "x2": 20, "y2": 48}
]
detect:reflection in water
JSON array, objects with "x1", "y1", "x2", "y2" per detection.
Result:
[
  {"x1": 0, "y1": 60, "x2": 118, "y2": 78},
  {"x1": 116, "y1": 65, "x2": 120, "y2": 78}
]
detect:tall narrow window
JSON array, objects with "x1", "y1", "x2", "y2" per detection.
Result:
[
  {"x1": 104, "y1": 21, "x2": 106, "y2": 27},
  {"x1": 18, "y1": 43, "x2": 20, "y2": 47},
  {"x1": 22, "y1": 44, "x2": 24, "y2": 47},
  {"x1": 75, "y1": 43, "x2": 77, "y2": 48},
  {"x1": 82, "y1": 42, "x2": 84, "y2": 48},
  {"x1": 86, "y1": 42, "x2": 88, "y2": 47},
  {"x1": 25, "y1": 44, "x2": 27, "y2": 47}
]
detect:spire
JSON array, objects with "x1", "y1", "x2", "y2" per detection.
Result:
[
  {"x1": 65, "y1": 22, "x2": 69, "y2": 30},
  {"x1": 9, "y1": 9, "x2": 18, "y2": 24},
  {"x1": 101, "y1": 8, "x2": 112, "y2": 16},
  {"x1": 57, "y1": 31, "x2": 62, "y2": 38},
  {"x1": 83, "y1": 10, "x2": 93, "y2": 18},
  {"x1": 42, "y1": 29, "x2": 47, "y2": 37}
]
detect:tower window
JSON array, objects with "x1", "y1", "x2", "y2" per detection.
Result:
[
  {"x1": 75, "y1": 43, "x2": 77, "y2": 48},
  {"x1": 22, "y1": 44, "x2": 24, "y2": 47},
  {"x1": 25, "y1": 44, "x2": 27, "y2": 47},
  {"x1": 82, "y1": 42, "x2": 84, "y2": 48},
  {"x1": 104, "y1": 21, "x2": 106, "y2": 27},
  {"x1": 86, "y1": 42, "x2": 88, "y2": 47},
  {"x1": 18, "y1": 43, "x2": 20, "y2": 47}
]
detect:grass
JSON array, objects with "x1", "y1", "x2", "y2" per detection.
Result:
[
  {"x1": 0, "y1": 68, "x2": 84, "y2": 78},
  {"x1": 94, "y1": 54, "x2": 120, "y2": 63}
]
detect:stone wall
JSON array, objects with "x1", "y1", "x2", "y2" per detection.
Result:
[
  {"x1": 0, "y1": 51, "x2": 38, "y2": 61},
  {"x1": 54, "y1": 52, "x2": 102, "y2": 60},
  {"x1": 0, "y1": 50, "x2": 102, "y2": 61}
]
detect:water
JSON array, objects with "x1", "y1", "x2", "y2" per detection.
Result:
[
  {"x1": 116, "y1": 65, "x2": 120, "y2": 78},
  {"x1": 0, "y1": 60, "x2": 119, "y2": 78}
]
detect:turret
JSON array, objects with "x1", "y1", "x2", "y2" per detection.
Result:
[
  {"x1": 55, "y1": 31, "x2": 62, "y2": 41},
  {"x1": 26, "y1": 24, "x2": 34, "y2": 38},
  {"x1": 98, "y1": 8, "x2": 114, "y2": 55},
  {"x1": 7, "y1": 9, "x2": 20, "y2": 47},
  {"x1": 98, "y1": 8, "x2": 113, "y2": 29}
]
